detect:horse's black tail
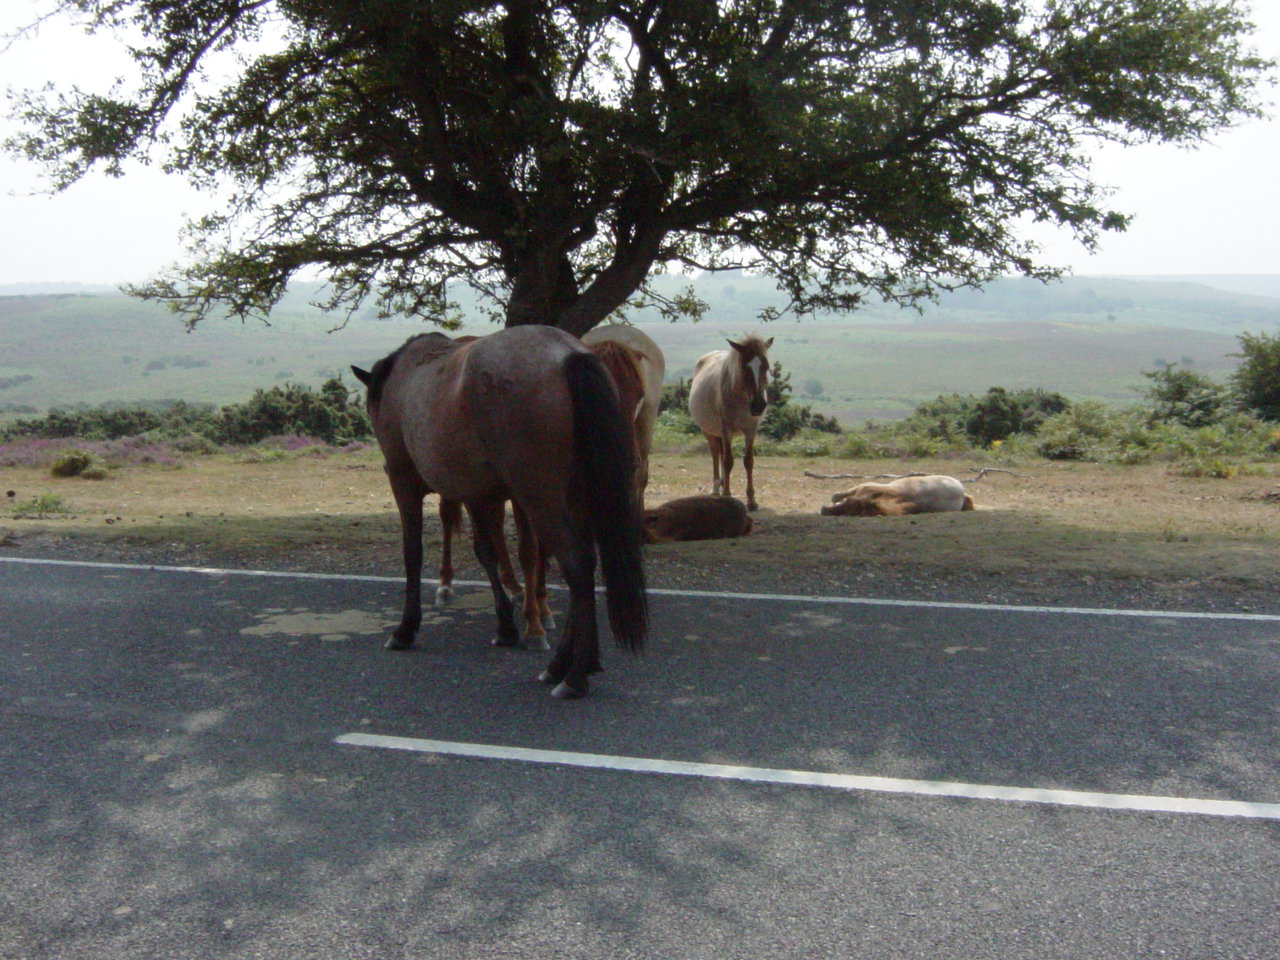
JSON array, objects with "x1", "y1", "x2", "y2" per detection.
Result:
[{"x1": 563, "y1": 350, "x2": 648, "y2": 653}]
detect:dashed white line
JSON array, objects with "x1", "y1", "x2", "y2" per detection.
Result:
[{"x1": 335, "y1": 733, "x2": 1280, "y2": 821}]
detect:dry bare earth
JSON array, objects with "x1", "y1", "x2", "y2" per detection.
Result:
[{"x1": 2, "y1": 451, "x2": 1278, "y2": 615}]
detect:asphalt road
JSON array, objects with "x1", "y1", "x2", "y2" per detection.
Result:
[{"x1": 2, "y1": 555, "x2": 1279, "y2": 960}]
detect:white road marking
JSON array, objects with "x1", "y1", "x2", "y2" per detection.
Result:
[
  {"x1": 3, "y1": 555, "x2": 1278, "y2": 622},
  {"x1": 335, "y1": 733, "x2": 1280, "y2": 821}
]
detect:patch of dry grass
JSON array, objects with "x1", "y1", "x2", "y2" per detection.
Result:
[{"x1": 3, "y1": 449, "x2": 1277, "y2": 607}]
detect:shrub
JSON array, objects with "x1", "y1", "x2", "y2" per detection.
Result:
[
  {"x1": 10, "y1": 492, "x2": 70, "y2": 515},
  {"x1": 1230, "y1": 331, "x2": 1280, "y2": 421},
  {"x1": 49, "y1": 449, "x2": 98, "y2": 478},
  {"x1": 1175, "y1": 457, "x2": 1239, "y2": 479},
  {"x1": 210, "y1": 377, "x2": 371, "y2": 445},
  {"x1": 1034, "y1": 401, "x2": 1116, "y2": 460},
  {"x1": 759, "y1": 361, "x2": 841, "y2": 441},
  {"x1": 1142, "y1": 364, "x2": 1229, "y2": 427},
  {"x1": 898, "y1": 386, "x2": 1070, "y2": 448}
]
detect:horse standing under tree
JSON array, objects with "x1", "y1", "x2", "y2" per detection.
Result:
[
  {"x1": 430, "y1": 324, "x2": 663, "y2": 649},
  {"x1": 351, "y1": 326, "x2": 647, "y2": 700},
  {"x1": 688, "y1": 335, "x2": 774, "y2": 511}
]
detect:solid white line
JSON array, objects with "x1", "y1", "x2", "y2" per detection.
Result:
[
  {"x1": 3, "y1": 554, "x2": 1279, "y2": 622},
  {"x1": 335, "y1": 733, "x2": 1280, "y2": 821}
]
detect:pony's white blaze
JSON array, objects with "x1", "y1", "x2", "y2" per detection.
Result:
[{"x1": 747, "y1": 356, "x2": 767, "y2": 396}]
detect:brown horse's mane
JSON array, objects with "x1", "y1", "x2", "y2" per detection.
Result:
[
  {"x1": 364, "y1": 332, "x2": 454, "y2": 406},
  {"x1": 588, "y1": 340, "x2": 644, "y2": 410}
]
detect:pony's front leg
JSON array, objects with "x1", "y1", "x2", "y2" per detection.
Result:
[
  {"x1": 467, "y1": 500, "x2": 521, "y2": 648},
  {"x1": 435, "y1": 498, "x2": 461, "y2": 605},
  {"x1": 387, "y1": 475, "x2": 427, "y2": 650},
  {"x1": 742, "y1": 426, "x2": 759, "y2": 511},
  {"x1": 704, "y1": 433, "x2": 724, "y2": 496},
  {"x1": 718, "y1": 427, "x2": 736, "y2": 499}
]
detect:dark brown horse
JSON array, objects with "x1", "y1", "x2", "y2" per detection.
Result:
[
  {"x1": 429, "y1": 334, "x2": 649, "y2": 650},
  {"x1": 351, "y1": 326, "x2": 647, "y2": 699}
]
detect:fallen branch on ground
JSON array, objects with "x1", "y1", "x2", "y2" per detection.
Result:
[{"x1": 802, "y1": 467, "x2": 1032, "y2": 482}]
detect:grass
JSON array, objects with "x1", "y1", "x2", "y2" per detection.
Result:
[{"x1": 2, "y1": 447, "x2": 1278, "y2": 607}]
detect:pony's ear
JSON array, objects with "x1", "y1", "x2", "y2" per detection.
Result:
[
  {"x1": 350, "y1": 365, "x2": 372, "y2": 386},
  {"x1": 765, "y1": 337, "x2": 774, "y2": 348},
  {"x1": 727, "y1": 339, "x2": 747, "y2": 354}
]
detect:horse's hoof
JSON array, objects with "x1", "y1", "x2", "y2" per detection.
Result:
[
  {"x1": 434, "y1": 585, "x2": 454, "y2": 605},
  {"x1": 747, "y1": 501, "x2": 759, "y2": 512},
  {"x1": 551, "y1": 680, "x2": 586, "y2": 700},
  {"x1": 543, "y1": 612, "x2": 556, "y2": 630},
  {"x1": 385, "y1": 635, "x2": 415, "y2": 651},
  {"x1": 524, "y1": 636, "x2": 551, "y2": 652},
  {"x1": 492, "y1": 635, "x2": 521, "y2": 648},
  {"x1": 538, "y1": 668, "x2": 561, "y2": 685}
]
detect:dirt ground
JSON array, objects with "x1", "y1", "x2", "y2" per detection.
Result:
[{"x1": 2, "y1": 449, "x2": 1278, "y2": 614}]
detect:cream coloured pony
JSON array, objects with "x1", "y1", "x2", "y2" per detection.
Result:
[{"x1": 687, "y1": 335, "x2": 773, "y2": 511}]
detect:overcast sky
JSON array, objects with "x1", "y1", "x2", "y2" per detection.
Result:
[{"x1": 0, "y1": 2, "x2": 1277, "y2": 289}]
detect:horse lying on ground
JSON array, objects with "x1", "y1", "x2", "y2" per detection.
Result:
[
  {"x1": 351, "y1": 326, "x2": 647, "y2": 699},
  {"x1": 820, "y1": 475, "x2": 976, "y2": 517},
  {"x1": 642, "y1": 495, "x2": 754, "y2": 544},
  {"x1": 688, "y1": 335, "x2": 773, "y2": 511}
]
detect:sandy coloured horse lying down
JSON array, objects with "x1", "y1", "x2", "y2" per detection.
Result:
[{"x1": 820, "y1": 475, "x2": 976, "y2": 516}]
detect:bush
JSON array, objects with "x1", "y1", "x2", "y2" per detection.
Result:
[
  {"x1": 1034, "y1": 401, "x2": 1116, "y2": 460},
  {"x1": 898, "y1": 386, "x2": 1070, "y2": 448},
  {"x1": 759, "y1": 361, "x2": 841, "y2": 441},
  {"x1": 1230, "y1": 331, "x2": 1280, "y2": 421},
  {"x1": 210, "y1": 377, "x2": 371, "y2": 445},
  {"x1": 0, "y1": 401, "x2": 217, "y2": 443},
  {"x1": 1142, "y1": 364, "x2": 1229, "y2": 427},
  {"x1": 49, "y1": 449, "x2": 101, "y2": 478}
]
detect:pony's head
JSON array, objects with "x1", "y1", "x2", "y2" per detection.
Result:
[
  {"x1": 728, "y1": 335, "x2": 774, "y2": 417},
  {"x1": 350, "y1": 355, "x2": 395, "y2": 413},
  {"x1": 351, "y1": 333, "x2": 439, "y2": 414}
]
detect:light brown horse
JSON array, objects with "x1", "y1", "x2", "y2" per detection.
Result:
[
  {"x1": 688, "y1": 335, "x2": 774, "y2": 510},
  {"x1": 351, "y1": 326, "x2": 647, "y2": 699},
  {"x1": 581, "y1": 323, "x2": 665, "y2": 505}
]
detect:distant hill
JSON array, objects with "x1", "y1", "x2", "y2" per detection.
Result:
[
  {"x1": 1104, "y1": 275, "x2": 1280, "y2": 300},
  {"x1": 0, "y1": 274, "x2": 1275, "y2": 422}
]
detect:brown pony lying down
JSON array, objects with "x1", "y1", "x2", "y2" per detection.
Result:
[
  {"x1": 642, "y1": 495, "x2": 754, "y2": 544},
  {"x1": 820, "y1": 475, "x2": 975, "y2": 517}
]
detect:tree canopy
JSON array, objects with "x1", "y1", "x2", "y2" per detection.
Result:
[{"x1": 6, "y1": 1, "x2": 1273, "y2": 334}]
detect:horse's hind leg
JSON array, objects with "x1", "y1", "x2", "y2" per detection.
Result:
[
  {"x1": 436, "y1": 498, "x2": 461, "y2": 605},
  {"x1": 387, "y1": 474, "x2": 427, "y2": 650},
  {"x1": 537, "y1": 527, "x2": 600, "y2": 700},
  {"x1": 467, "y1": 499, "x2": 521, "y2": 647},
  {"x1": 489, "y1": 503, "x2": 522, "y2": 602},
  {"x1": 513, "y1": 502, "x2": 551, "y2": 650}
]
